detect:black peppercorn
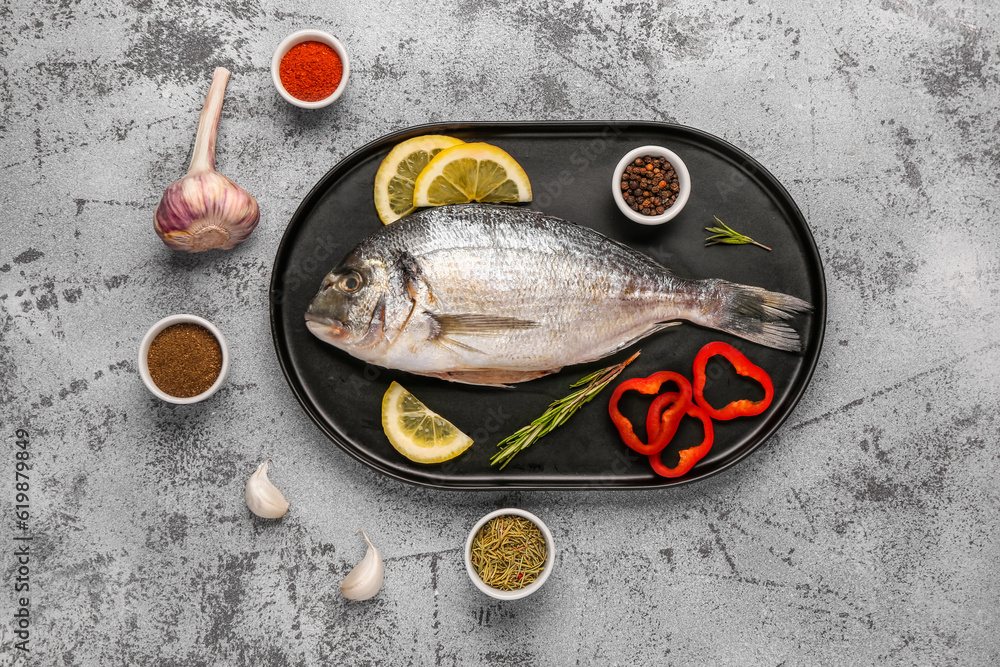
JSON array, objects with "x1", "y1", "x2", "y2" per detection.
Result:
[{"x1": 620, "y1": 154, "x2": 679, "y2": 216}]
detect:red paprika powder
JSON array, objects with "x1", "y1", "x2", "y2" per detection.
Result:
[{"x1": 279, "y1": 41, "x2": 343, "y2": 102}]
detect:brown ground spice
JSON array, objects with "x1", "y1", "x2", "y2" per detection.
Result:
[{"x1": 147, "y1": 323, "x2": 223, "y2": 398}]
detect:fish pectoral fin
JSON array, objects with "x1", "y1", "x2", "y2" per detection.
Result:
[
  {"x1": 426, "y1": 312, "x2": 539, "y2": 356},
  {"x1": 424, "y1": 311, "x2": 538, "y2": 354},
  {"x1": 432, "y1": 335, "x2": 485, "y2": 356},
  {"x1": 412, "y1": 368, "x2": 562, "y2": 387},
  {"x1": 429, "y1": 313, "x2": 539, "y2": 337}
]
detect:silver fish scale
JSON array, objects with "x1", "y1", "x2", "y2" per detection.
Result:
[{"x1": 354, "y1": 204, "x2": 690, "y2": 370}]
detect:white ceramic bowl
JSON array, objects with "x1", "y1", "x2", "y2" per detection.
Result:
[
  {"x1": 465, "y1": 508, "x2": 555, "y2": 600},
  {"x1": 138, "y1": 314, "x2": 230, "y2": 404},
  {"x1": 612, "y1": 145, "x2": 691, "y2": 225},
  {"x1": 271, "y1": 29, "x2": 350, "y2": 109}
]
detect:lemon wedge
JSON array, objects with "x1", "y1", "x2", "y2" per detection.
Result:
[
  {"x1": 412, "y1": 142, "x2": 532, "y2": 208},
  {"x1": 374, "y1": 135, "x2": 466, "y2": 224},
  {"x1": 381, "y1": 381, "x2": 474, "y2": 463}
]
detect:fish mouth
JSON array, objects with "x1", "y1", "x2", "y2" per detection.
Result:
[{"x1": 305, "y1": 312, "x2": 346, "y2": 343}]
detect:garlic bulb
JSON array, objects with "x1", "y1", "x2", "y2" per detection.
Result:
[
  {"x1": 154, "y1": 67, "x2": 260, "y2": 252},
  {"x1": 245, "y1": 460, "x2": 289, "y2": 519},
  {"x1": 341, "y1": 531, "x2": 384, "y2": 600}
]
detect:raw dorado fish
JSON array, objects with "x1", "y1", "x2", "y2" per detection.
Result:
[{"x1": 305, "y1": 204, "x2": 810, "y2": 385}]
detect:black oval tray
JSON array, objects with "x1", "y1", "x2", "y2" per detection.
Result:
[{"x1": 269, "y1": 121, "x2": 826, "y2": 489}]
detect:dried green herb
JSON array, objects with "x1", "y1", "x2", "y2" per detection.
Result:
[
  {"x1": 705, "y1": 216, "x2": 771, "y2": 251},
  {"x1": 470, "y1": 515, "x2": 547, "y2": 591},
  {"x1": 490, "y1": 351, "x2": 641, "y2": 469}
]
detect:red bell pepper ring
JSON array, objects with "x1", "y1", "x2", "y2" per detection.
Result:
[
  {"x1": 648, "y1": 402, "x2": 714, "y2": 478},
  {"x1": 608, "y1": 372, "x2": 692, "y2": 455},
  {"x1": 646, "y1": 391, "x2": 687, "y2": 450},
  {"x1": 692, "y1": 341, "x2": 774, "y2": 420}
]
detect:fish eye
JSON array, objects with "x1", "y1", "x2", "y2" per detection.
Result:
[{"x1": 339, "y1": 272, "x2": 362, "y2": 293}]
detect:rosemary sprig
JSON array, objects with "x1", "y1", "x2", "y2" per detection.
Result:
[
  {"x1": 705, "y1": 216, "x2": 771, "y2": 251},
  {"x1": 490, "y1": 351, "x2": 641, "y2": 469}
]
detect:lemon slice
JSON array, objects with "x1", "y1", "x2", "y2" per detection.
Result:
[
  {"x1": 381, "y1": 381, "x2": 474, "y2": 463},
  {"x1": 412, "y1": 142, "x2": 532, "y2": 208},
  {"x1": 374, "y1": 135, "x2": 466, "y2": 224}
]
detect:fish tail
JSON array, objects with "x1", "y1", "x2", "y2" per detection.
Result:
[{"x1": 682, "y1": 279, "x2": 812, "y2": 352}]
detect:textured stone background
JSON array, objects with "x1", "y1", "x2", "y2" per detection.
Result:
[{"x1": 1, "y1": 0, "x2": 999, "y2": 664}]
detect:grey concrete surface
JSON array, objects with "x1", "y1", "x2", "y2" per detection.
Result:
[{"x1": 2, "y1": 0, "x2": 999, "y2": 664}]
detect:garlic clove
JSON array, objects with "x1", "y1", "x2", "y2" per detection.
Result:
[
  {"x1": 245, "y1": 460, "x2": 290, "y2": 519},
  {"x1": 340, "y1": 530, "x2": 384, "y2": 601}
]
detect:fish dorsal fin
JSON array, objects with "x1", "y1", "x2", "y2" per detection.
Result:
[{"x1": 429, "y1": 313, "x2": 539, "y2": 337}]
